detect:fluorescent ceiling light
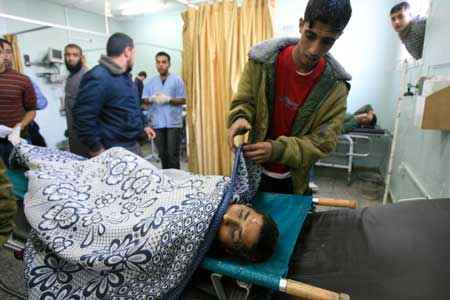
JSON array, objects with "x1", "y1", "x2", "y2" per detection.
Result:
[{"x1": 120, "y1": 1, "x2": 167, "y2": 16}]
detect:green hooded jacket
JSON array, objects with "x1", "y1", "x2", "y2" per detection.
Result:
[
  {"x1": 228, "y1": 38, "x2": 351, "y2": 194},
  {"x1": 0, "y1": 160, "x2": 17, "y2": 247}
]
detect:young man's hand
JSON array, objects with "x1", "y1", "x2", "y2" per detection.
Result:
[
  {"x1": 144, "y1": 127, "x2": 156, "y2": 140},
  {"x1": 227, "y1": 118, "x2": 252, "y2": 150},
  {"x1": 243, "y1": 142, "x2": 272, "y2": 164}
]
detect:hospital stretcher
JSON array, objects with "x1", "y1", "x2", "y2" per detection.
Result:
[
  {"x1": 315, "y1": 128, "x2": 386, "y2": 185},
  {"x1": 3, "y1": 168, "x2": 356, "y2": 300}
]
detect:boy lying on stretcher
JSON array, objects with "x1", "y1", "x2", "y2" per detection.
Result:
[{"x1": 6, "y1": 142, "x2": 278, "y2": 300}]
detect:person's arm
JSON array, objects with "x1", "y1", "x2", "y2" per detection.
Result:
[
  {"x1": 18, "y1": 77, "x2": 37, "y2": 130},
  {"x1": 341, "y1": 113, "x2": 360, "y2": 134},
  {"x1": 31, "y1": 79, "x2": 48, "y2": 110},
  {"x1": 16, "y1": 111, "x2": 36, "y2": 130},
  {"x1": 228, "y1": 61, "x2": 261, "y2": 128},
  {"x1": 353, "y1": 104, "x2": 373, "y2": 115},
  {"x1": 72, "y1": 71, "x2": 106, "y2": 155},
  {"x1": 227, "y1": 61, "x2": 262, "y2": 148},
  {"x1": 268, "y1": 83, "x2": 348, "y2": 169},
  {"x1": 141, "y1": 81, "x2": 153, "y2": 105},
  {"x1": 169, "y1": 78, "x2": 186, "y2": 105},
  {"x1": 0, "y1": 161, "x2": 17, "y2": 247}
]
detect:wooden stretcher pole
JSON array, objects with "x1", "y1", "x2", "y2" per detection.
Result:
[
  {"x1": 285, "y1": 279, "x2": 350, "y2": 300},
  {"x1": 313, "y1": 197, "x2": 356, "y2": 209}
]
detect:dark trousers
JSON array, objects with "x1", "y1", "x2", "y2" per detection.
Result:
[
  {"x1": 28, "y1": 121, "x2": 47, "y2": 147},
  {"x1": 258, "y1": 173, "x2": 312, "y2": 196},
  {"x1": 0, "y1": 139, "x2": 14, "y2": 167},
  {"x1": 154, "y1": 128, "x2": 181, "y2": 169}
]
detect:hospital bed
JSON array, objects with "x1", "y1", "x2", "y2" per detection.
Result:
[
  {"x1": 315, "y1": 128, "x2": 386, "y2": 185},
  {"x1": 3, "y1": 169, "x2": 356, "y2": 300}
]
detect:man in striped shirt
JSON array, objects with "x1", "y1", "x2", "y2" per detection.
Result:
[{"x1": 0, "y1": 42, "x2": 36, "y2": 166}]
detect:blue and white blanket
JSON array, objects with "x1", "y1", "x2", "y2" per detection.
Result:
[{"x1": 11, "y1": 143, "x2": 260, "y2": 300}]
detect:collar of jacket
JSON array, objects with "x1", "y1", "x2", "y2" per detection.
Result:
[
  {"x1": 248, "y1": 37, "x2": 352, "y2": 81},
  {"x1": 99, "y1": 54, "x2": 126, "y2": 75}
]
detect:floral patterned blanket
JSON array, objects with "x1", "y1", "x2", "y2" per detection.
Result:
[{"x1": 11, "y1": 143, "x2": 259, "y2": 300}]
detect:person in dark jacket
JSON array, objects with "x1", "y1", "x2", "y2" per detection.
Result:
[
  {"x1": 135, "y1": 71, "x2": 147, "y2": 100},
  {"x1": 73, "y1": 33, "x2": 155, "y2": 157}
]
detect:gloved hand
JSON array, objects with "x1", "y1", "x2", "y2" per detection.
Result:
[
  {"x1": 154, "y1": 93, "x2": 172, "y2": 104},
  {"x1": 8, "y1": 125, "x2": 22, "y2": 146},
  {"x1": 0, "y1": 125, "x2": 13, "y2": 138}
]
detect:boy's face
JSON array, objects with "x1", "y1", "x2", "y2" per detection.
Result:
[
  {"x1": 2, "y1": 42, "x2": 13, "y2": 68},
  {"x1": 217, "y1": 204, "x2": 263, "y2": 253},
  {"x1": 297, "y1": 19, "x2": 340, "y2": 71},
  {"x1": 0, "y1": 47, "x2": 5, "y2": 69},
  {"x1": 391, "y1": 9, "x2": 412, "y2": 33}
]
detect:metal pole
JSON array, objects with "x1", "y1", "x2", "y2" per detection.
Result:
[{"x1": 382, "y1": 59, "x2": 409, "y2": 205}]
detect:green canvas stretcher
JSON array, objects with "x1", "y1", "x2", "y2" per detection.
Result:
[{"x1": 6, "y1": 169, "x2": 352, "y2": 300}]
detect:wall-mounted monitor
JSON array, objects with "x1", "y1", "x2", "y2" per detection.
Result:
[{"x1": 48, "y1": 48, "x2": 64, "y2": 64}]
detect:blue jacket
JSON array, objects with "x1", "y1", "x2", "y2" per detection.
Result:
[{"x1": 73, "y1": 55, "x2": 146, "y2": 152}]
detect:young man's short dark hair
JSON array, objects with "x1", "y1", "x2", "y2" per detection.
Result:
[
  {"x1": 210, "y1": 208, "x2": 279, "y2": 263},
  {"x1": 244, "y1": 211, "x2": 279, "y2": 262},
  {"x1": 370, "y1": 114, "x2": 377, "y2": 127},
  {"x1": 0, "y1": 38, "x2": 12, "y2": 49},
  {"x1": 390, "y1": 2, "x2": 411, "y2": 15},
  {"x1": 64, "y1": 43, "x2": 83, "y2": 55},
  {"x1": 138, "y1": 71, "x2": 147, "y2": 78},
  {"x1": 106, "y1": 33, "x2": 134, "y2": 57},
  {"x1": 304, "y1": 0, "x2": 352, "y2": 33},
  {"x1": 155, "y1": 51, "x2": 171, "y2": 63}
]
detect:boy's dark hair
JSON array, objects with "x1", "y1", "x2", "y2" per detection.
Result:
[
  {"x1": 106, "y1": 33, "x2": 134, "y2": 57},
  {"x1": 210, "y1": 208, "x2": 279, "y2": 263},
  {"x1": 64, "y1": 43, "x2": 83, "y2": 55},
  {"x1": 0, "y1": 38, "x2": 12, "y2": 49},
  {"x1": 138, "y1": 71, "x2": 147, "y2": 78},
  {"x1": 304, "y1": 0, "x2": 352, "y2": 33},
  {"x1": 370, "y1": 114, "x2": 377, "y2": 127},
  {"x1": 156, "y1": 51, "x2": 171, "y2": 63},
  {"x1": 390, "y1": 2, "x2": 411, "y2": 15}
]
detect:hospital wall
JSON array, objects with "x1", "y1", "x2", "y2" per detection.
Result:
[{"x1": 387, "y1": 0, "x2": 450, "y2": 201}]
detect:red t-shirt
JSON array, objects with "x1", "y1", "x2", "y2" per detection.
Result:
[{"x1": 264, "y1": 45, "x2": 326, "y2": 174}]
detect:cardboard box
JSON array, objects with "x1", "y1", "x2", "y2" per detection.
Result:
[{"x1": 422, "y1": 85, "x2": 450, "y2": 131}]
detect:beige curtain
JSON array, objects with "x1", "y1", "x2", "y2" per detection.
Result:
[
  {"x1": 3, "y1": 34, "x2": 24, "y2": 73},
  {"x1": 182, "y1": 0, "x2": 275, "y2": 176}
]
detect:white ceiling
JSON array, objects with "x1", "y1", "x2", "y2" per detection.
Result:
[{"x1": 44, "y1": 0, "x2": 190, "y2": 18}]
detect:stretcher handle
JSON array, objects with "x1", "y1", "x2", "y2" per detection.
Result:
[
  {"x1": 313, "y1": 197, "x2": 357, "y2": 209},
  {"x1": 286, "y1": 279, "x2": 350, "y2": 300}
]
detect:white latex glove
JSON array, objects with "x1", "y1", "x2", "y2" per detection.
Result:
[
  {"x1": 148, "y1": 94, "x2": 158, "y2": 103},
  {"x1": 0, "y1": 125, "x2": 13, "y2": 138},
  {"x1": 8, "y1": 125, "x2": 22, "y2": 146},
  {"x1": 155, "y1": 94, "x2": 172, "y2": 104}
]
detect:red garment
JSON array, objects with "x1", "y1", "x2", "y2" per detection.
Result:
[
  {"x1": 0, "y1": 68, "x2": 36, "y2": 128},
  {"x1": 265, "y1": 45, "x2": 326, "y2": 174}
]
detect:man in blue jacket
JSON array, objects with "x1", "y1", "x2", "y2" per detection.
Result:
[{"x1": 73, "y1": 33, "x2": 155, "y2": 157}]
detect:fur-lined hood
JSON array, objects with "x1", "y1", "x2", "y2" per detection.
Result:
[{"x1": 248, "y1": 37, "x2": 351, "y2": 81}]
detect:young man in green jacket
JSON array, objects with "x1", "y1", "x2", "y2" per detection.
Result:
[{"x1": 227, "y1": 0, "x2": 352, "y2": 195}]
